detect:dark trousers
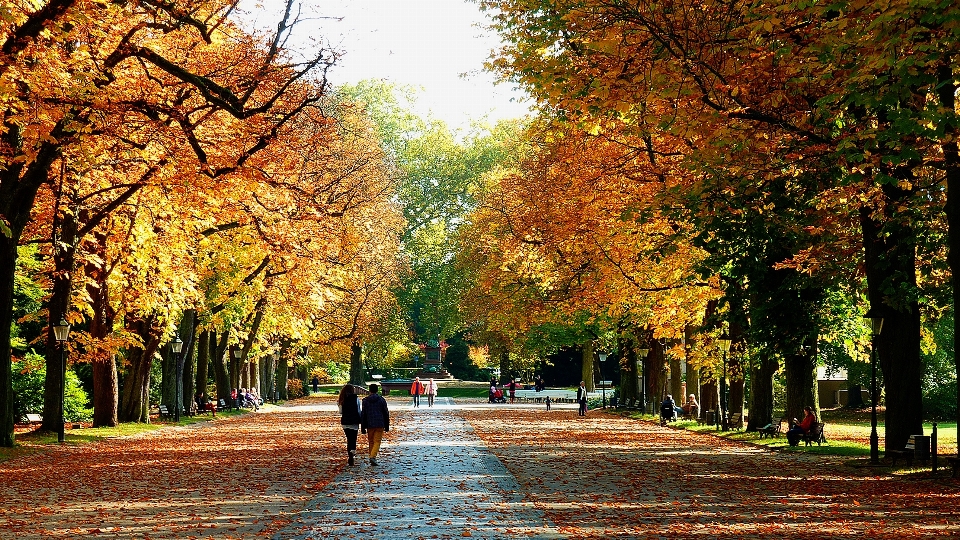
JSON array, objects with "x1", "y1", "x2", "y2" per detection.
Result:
[
  {"x1": 578, "y1": 399, "x2": 587, "y2": 416},
  {"x1": 412, "y1": 394, "x2": 421, "y2": 407},
  {"x1": 343, "y1": 427, "x2": 358, "y2": 453}
]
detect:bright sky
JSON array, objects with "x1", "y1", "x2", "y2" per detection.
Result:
[{"x1": 240, "y1": 0, "x2": 531, "y2": 130}]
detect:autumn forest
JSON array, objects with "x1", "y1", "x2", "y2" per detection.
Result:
[{"x1": 2, "y1": 0, "x2": 960, "y2": 462}]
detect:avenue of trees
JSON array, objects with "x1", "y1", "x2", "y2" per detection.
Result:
[{"x1": 4, "y1": 0, "x2": 960, "y2": 462}]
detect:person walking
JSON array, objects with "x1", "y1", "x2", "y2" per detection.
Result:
[
  {"x1": 337, "y1": 384, "x2": 362, "y2": 466},
  {"x1": 312, "y1": 375, "x2": 320, "y2": 393},
  {"x1": 508, "y1": 378, "x2": 518, "y2": 403},
  {"x1": 361, "y1": 383, "x2": 390, "y2": 466},
  {"x1": 424, "y1": 378, "x2": 438, "y2": 407},
  {"x1": 577, "y1": 381, "x2": 588, "y2": 416},
  {"x1": 410, "y1": 377, "x2": 425, "y2": 408}
]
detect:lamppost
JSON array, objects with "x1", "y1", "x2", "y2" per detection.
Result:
[
  {"x1": 598, "y1": 352, "x2": 608, "y2": 408},
  {"x1": 638, "y1": 347, "x2": 650, "y2": 412},
  {"x1": 52, "y1": 317, "x2": 71, "y2": 443},
  {"x1": 172, "y1": 335, "x2": 184, "y2": 422},
  {"x1": 232, "y1": 348, "x2": 243, "y2": 403},
  {"x1": 864, "y1": 309, "x2": 883, "y2": 464},
  {"x1": 718, "y1": 332, "x2": 732, "y2": 431}
]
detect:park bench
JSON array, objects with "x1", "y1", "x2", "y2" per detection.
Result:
[
  {"x1": 888, "y1": 436, "x2": 917, "y2": 466},
  {"x1": 945, "y1": 456, "x2": 960, "y2": 477},
  {"x1": 158, "y1": 405, "x2": 172, "y2": 419},
  {"x1": 758, "y1": 417, "x2": 788, "y2": 439},
  {"x1": 218, "y1": 398, "x2": 234, "y2": 412},
  {"x1": 24, "y1": 413, "x2": 43, "y2": 424},
  {"x1": 802, "y1": 422, "x2": 826, "y2": 446},
  {"x1": 727, "y1": 412, "x2": 743, "y2": 431}
]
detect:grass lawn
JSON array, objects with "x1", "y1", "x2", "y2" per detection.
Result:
[{"x1": 612, "y1": 406, "x2": 959, "y2": 463}]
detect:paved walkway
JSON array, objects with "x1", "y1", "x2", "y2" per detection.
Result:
[{"x1": 274, "y1": 399, "x2": 564, "y2": 539}]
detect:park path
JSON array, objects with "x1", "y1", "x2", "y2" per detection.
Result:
[{"x1": 273, "y1": 398, "x2": 564, "y2": 539}]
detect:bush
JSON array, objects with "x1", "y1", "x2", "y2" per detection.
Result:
[
  {"x1": 13, "y1": 352, "x2": 92, "y2": 423},
  {"x1": 287, "y1": 379, "x2": 305, "y2": 399}
]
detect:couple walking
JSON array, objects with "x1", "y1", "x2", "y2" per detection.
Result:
[
  {"x1": 409, "y1": 377, "x2": 438, "y2": 407},
  {"x1": 338, "y1": 383, "x2": 390, "y2": 466}
]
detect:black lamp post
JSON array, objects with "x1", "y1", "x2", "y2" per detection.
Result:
[
  {"x1": 598, "y1": 352, "x2": 608, "y2": 408},
  {"x1": 718, "y1": 333, "x2": 732, "y2": 430},
  {"x1": 864, "y1": 309, "x2": 883, "y2": 464},
  {"x1": 52, "y1": 317, "x2": 70, "y2": 443},
  {"x1": 638, "y1": 347, "x2": 650, "y2": 413},
  {"x1": 172, "y1": 335, "x2": 184, "y2": 422}
]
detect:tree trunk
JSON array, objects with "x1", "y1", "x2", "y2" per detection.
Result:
[
  {"x1": 670, "y1": 354, "x2": 683, "y2": 404},
  {"x1": 581, "y1": 342, "x2": 594, "y2": 392},
  {"x1": 349, "y1": 340, "x2": 364, "y2": 385},
  {"x1": 700, "y1": 380, "x2": 718, "y2": 420},
  {"x1": 0, "y1": 234, "x2": 19, "y2": 447},
  {"x1": 212, "y1": 330, "x2": 230, "y2": 400},
  {"x1": 177, "y1": 310, "x2": 197, "y2": 415},
  {"x1": 618, "y1": 336, "x2": 638, "y2": 404},
  {"x1": 783, "y1": 350, "x2": 817, "y2": 423},
  {"x1": 196, "y1": 330, "x2": 210, "y2": 398},
  {"x1": 119, "y1": 315, "x2": 161, "y2": 422},
  {"x1": 861, "y1": 199, "x2": 923, "y2": 452},
  {"x1": 278, "y1": 353, "x2": 289, "y2": 400},
  {"x1": 160, "y1": 343, "x2": 176, "y2": 409},
  {"x1": 747, "y1": 353, "x2": 778, "y2": 431},
  {"x1": 87, "y1": 227, "x2": 118, "y2": 428},
  {"x1": 41, "y1": 207, "x2": 77, "y2": 434}
]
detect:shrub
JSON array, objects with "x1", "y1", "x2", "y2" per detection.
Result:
[
  {"x1": 287, "y1": 379, "x2": 304, "y2": 399},
  {"x1": 13, "y1": 352, "x2": 92, "y2": 423}
]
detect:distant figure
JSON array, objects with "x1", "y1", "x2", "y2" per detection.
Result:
[
  {"x1": 682, "y1": 394, "x2": 699, "y2": 418},
  {"x1": 787, "y1": 406, "x2": 817, "y2": 446},
  {"x1": 424, "y1": 378, "x2": 438, "y2": 407},
  {"x1": 545, "y1": 395, "x2": 551, "y2": 411},
  {"x1": 410, "y1": 377, "x2": 425, "y2": 408},
  {"x1": 338, "y1": 384, "x2": 362, "y2": 466},
  {"x1": 508, "y1": 379, "x2": 518, "y2": 403},
  {"x1": 361, "y1": 384, "x2": 390, "y2": 466},
  {"x1": 577, "y1": 381, "x2": 588, "y2": 416},
  {"x1": 312, "y1": 375, "x2": 320, "y2": 393}
]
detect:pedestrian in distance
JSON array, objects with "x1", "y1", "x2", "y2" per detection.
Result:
[
  {"x1": 424, "y1": 378, "x2": 438, "y2": 407},
  {"x1": 361, "y1": 383, "x2": 390, "y2": 466},
  {"x1": 577, "y1": 381, "x2": 588, "y2": 416},
  {"x1": 545, "y1": 395, "x2": 551, "y2": 411},
  {"x1": 410, "y1": 377, "x2": 425, "y2": 408},
  {"x1": 312, "y1": 375, "x2": 320, "y2": 393},
  {"x1": 337, "y1": 384, "x2": 362, "y2": 466},
  {"x1": 508, "y1": 378, "x2": 518, "y2": 403}
]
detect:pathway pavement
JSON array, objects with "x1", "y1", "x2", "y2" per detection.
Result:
[{"x1": 274, "y1": 399, "x2": 564, "y2": 539}]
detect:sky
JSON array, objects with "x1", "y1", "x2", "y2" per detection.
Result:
[{"x1": 238, "y1": 0, "x2": 532, "y2": 130}]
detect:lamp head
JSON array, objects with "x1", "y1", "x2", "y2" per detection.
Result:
[
  {"x1": 171, "y1": 334, "x2": 183, "y2": 354},
  {"x1": 53, "y1": 318, "x2": 71, "y2": 342}
]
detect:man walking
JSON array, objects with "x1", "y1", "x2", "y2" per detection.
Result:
[
  {"x1": 410, "y1": 377, "x2": 425, "y2": 408},
  {"x1": 577, "y1": 381, "x2": 588, "y2": 416},
  {"x1": 361, "y1": 383, "x2": 390, "y2": 466}
]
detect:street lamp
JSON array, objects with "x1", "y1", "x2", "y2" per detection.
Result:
[
  {"x1": 52, "y1": 317, "x2": 70, "y2": 443},
  {"x1": 638, "y1": 347, "x2": 650, "y2": 413},
  {"x1": 718, "y1": 333, "x2": 732, "y2": 430},
  {"x1": 864, "y1": 308, "x2": 883, "y2": 464},
  {"x1": 598, "y1": 352, "x2": 608, "y2": 408},
  {"x1": 172, "y1": 335, "x2": 184, "y2": 422}
]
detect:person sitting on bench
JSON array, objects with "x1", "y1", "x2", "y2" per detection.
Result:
[
  {"x1": 787, "y1": 406, "x2": 816, "y2": 446},
  {"x1": 682, "y1": 394, "x2": 699, "y2": 417}
]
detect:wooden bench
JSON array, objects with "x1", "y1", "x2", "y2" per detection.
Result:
[
  {"x1": 758, "y1": 417, "x2": 788, "y2": 439},
  {"x1": 727, "y1": 412, "x2": 743, "y2": 431},
  {"x1": 802, "y1": 422, "x2": 826, "y2": 446},
  {"x1": 23, "y1": 413, "x2": 43, "y2": 424},
  {"x1": 945, "y1": 456, "x2": 960, "y2": 477},
  {"x1": 888, "y1": 435, "x2": 916, "y2": 466},
  {"x1": 218, "y1": 398, "x2": 234, "y2": 412},
  {"x1": 158, "y1": 405, "x2": 172, "y2": 419}
]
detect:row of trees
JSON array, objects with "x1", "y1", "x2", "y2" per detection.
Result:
[
  {"x1": 1, "y1": 0, "x2": 403, "y2": 446},
  {"x1": 442, "y1": 0, "x2": 960, "y2": 452}
]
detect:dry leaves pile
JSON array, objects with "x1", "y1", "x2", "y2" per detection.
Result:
[
  {"x1": 462, "y1": 408, "x2": 960, "y2": 539},
  {"x1": 0, "y1": 405, "x2": 346, "y2": 539}
]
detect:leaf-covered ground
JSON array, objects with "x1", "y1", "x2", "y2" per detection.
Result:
[
  {"x1": 4, "y1": 398, "x2": 960, "y2": 539},
  {"x1": 460, "y1": 404, "x2": 960, "y2": 539},
  {"x1": 0, "y1": 403, "x2": 349, "y2": 539}
]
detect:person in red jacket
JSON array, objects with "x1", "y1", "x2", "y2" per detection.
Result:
[
  {"x1": 787, "y1": 406, "x2": 817, "y2": 446},
  {"x1": 410, "y1": 377, "x2": 425, "y2": 408}
]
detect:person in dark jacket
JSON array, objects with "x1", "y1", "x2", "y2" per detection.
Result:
[
  {"x1": 577, "y1": 381, "x2": 588, "y2": 416},
  {"x1": 360, "y1": 383, "x2": 390, "y2": 466},
  {"x1": 338, "y1": 384, "x2": 362, "y2": 465}
]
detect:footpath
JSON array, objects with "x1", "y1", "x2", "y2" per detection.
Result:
[{"x1": 274, "y1": 398, "x2": 564, "y2": 539}]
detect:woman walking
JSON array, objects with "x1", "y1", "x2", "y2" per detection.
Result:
[
  {"x1": 424, "y1": 378, "x2": 438, "y2": 407},
  {"x1": 338, "y1": 384, "x2": 362, "y2": 466}
]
